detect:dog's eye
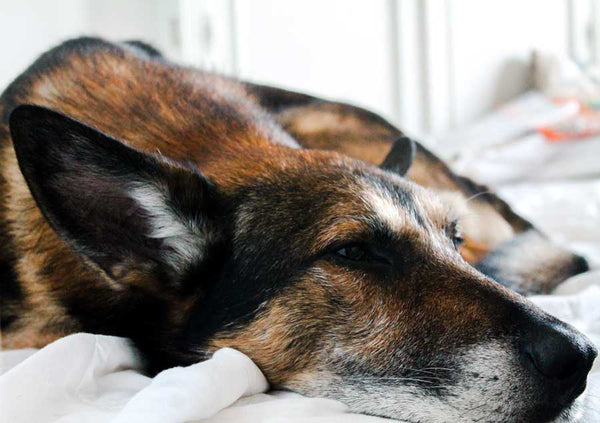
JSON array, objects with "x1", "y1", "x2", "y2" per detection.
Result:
[
  {"x1": 453, "y1": 234, "x2": 464, "y2": 248},
  {"x1": 452, "y1": 228, "x2": 464, "y2": 249},
  {"x1": 336, "y1": 245, "x2": 368, "y2": 261},
  {"x1": 448, "y1": 221, "x2": 464, "y2": 249},
  {"x1": 333, "y1": 243, "x2": 391, "y2": 266}
]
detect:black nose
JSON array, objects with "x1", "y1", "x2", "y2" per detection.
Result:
[
  {"x1": 571, "y1": 254, "x2": 590, "y2": 275},
  {"x1": 521, "y1": 321, "x2": 597, "y2": 405}
]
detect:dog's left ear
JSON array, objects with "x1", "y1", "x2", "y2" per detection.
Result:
[
  {"x1": 10, "y1": 105, "x2": 227, "y2": 293},
  {"x1": 379, "y1": 136, "x2": 416, "y2": 176}
]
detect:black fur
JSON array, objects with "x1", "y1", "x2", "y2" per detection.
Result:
[
  {"x1": 380, "y1": 136, "x2": 417, "y2": 176},
  {"x1": 0, "y1": 261, "x2": 20, "y2": 330},
  {"x1": 123, "y1": 40, "x2": 165, "y2": 59}
]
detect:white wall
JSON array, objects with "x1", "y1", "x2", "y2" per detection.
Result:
[
  {"x1": 230, "y1": 0, "x2": 580, "y2": 138},
  {"x1": 0, "y1": 0, "x2": 88, "y2": 89},
  {"x1": 234, "y1": 0, "x2": 397, "y2": 124},
  {"x1": 0, "y1": 0, "x2": 177, "y2": 89},
  {"x1": 449, "y1": 0, "x2": 569, "y2": 128}
]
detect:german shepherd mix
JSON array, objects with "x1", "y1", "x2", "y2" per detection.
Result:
[{"x1": 0, "y1": 38, "x2": 597, "y2": 422}]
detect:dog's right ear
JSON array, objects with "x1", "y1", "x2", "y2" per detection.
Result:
[
  {"x1": 379, "y1": 136, "x2": 416, "y2": 176},
  {"x1": 10, "y1": 105, "x2": 227, "y2": 293}
]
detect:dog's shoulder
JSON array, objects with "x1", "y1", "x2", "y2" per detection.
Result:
[
  {"x1": 1, "y1": 37, "x2": 299, "y2": 167},
  {"x1": 1, "y1": 38, "x2": 122, "y2": 121}
]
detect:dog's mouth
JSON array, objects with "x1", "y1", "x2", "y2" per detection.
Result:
[
  {"x1": 340, "y1": 378, "x2": 590, "y2": 423},
  {"x1": 283, "y1": 335, "x2": 596, "y2": 423}
]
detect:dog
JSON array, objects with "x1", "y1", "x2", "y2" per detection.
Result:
[{"x1": 0, "y1": 38, "x2": 596, "y2": 423}]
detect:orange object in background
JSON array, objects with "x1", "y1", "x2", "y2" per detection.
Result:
[{"x1": 537, "y1": 99, "x2": 600, "y2": 142}]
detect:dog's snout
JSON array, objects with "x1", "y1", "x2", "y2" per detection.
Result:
[{"x1": 520, "y1": 321, "x2": 597, "y2": 404}]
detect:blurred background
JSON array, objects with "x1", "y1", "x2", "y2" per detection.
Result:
[{"x1": 1, "y1": 0, "x2": 599, "y2": 137}]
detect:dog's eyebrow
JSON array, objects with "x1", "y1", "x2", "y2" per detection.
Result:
[
  {"x1": 312, "y1": 214, "x2": 413, "y2": 257},
  {"x1": 361, "y1": 186, "x2": 426, "y2": 233},
  {"x1": 313, "y1": 218, "x2": 369, "y2": 252}
]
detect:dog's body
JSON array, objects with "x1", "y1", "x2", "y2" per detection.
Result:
[{"x1": 0, "y1": 38, "x2": 596, "y2": 422}]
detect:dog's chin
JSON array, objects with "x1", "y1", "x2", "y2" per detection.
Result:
[
  {"x1": 348, "y1": 392, "x2": 590, "y2": 423},
  {"x1": 343, "y1": 394, "x2": 585, "y2": 423},
  {"x1": 283, "y1": 342, "x2": 593, "y2": 423},
  {"x1": 551, "y1": 394, "x2": 587, "y2": 423},
  {"x1": 286, "y1": 379, "x2": 589, "y2": 423}
]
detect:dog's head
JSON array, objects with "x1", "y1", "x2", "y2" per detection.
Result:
[
  {"x1": 258, "y1": 94, "x2": 591, "y2": 294},
  {"x1": 10, "y1": 105, "x2": 597, "y2": 423}
]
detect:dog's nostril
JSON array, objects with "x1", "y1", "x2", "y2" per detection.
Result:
[
  {"x1": 571, "y1": 255, "x2": 590, "y2": 275},
  {"x1": 527, "y1": 340, "x2": 579, "y2": 380},
  {"x1": 522, "y1": 324, "x2": 597, "y2": 404}
]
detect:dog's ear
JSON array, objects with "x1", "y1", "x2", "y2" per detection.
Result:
[
  {"x1": 10, "y1": 105, "x2": 226, "y2": 292},
  {"x1": 379, "y1": 136, "x2": 416, "y2": 176}
]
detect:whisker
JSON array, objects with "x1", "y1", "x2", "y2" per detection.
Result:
[
  {"x1": 342, "y1": 376, "x2": 454, "y2": 387},
  {"x1": 465, "y1": 191, "x2": 493, "y2": 203}
]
